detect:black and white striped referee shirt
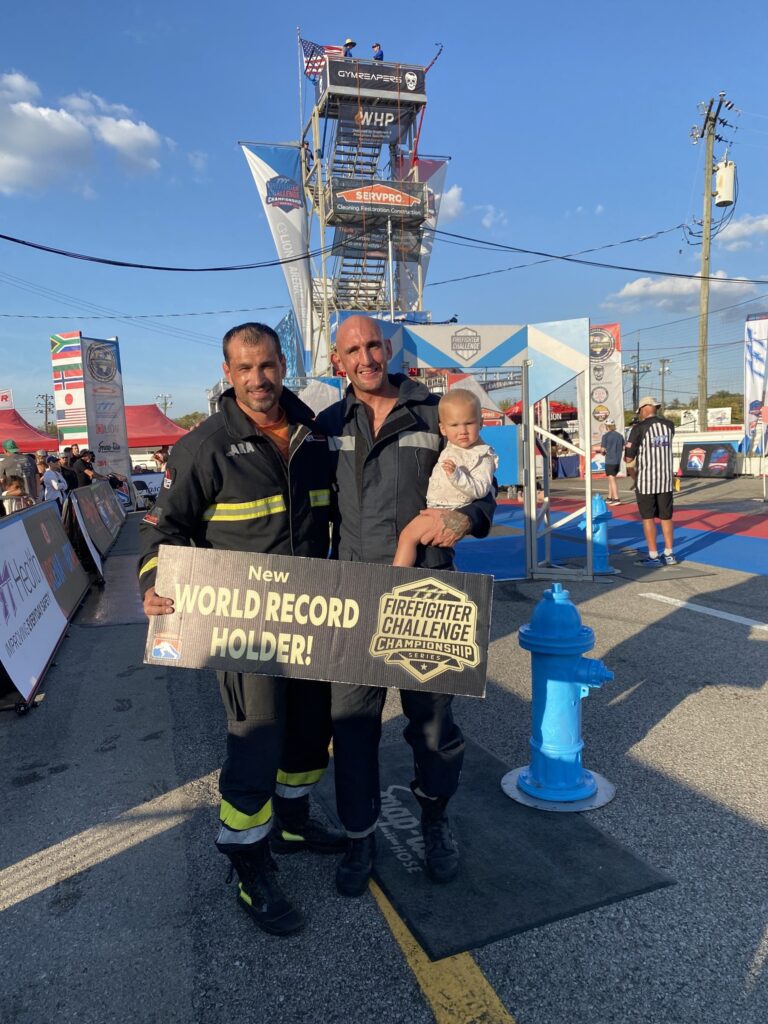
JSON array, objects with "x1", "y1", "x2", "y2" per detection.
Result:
[{"x1": 626, "y1": 416, "x2": 675, "y2": 495}]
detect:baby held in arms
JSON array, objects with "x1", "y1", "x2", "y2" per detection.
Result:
[{"x1": 393, "y1": 388, "x2": 498, "y2": 567}]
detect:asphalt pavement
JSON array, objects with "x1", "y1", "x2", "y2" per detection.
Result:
[{"x1": 1, "y1": 484, "x2": 766, "y2": 1024}]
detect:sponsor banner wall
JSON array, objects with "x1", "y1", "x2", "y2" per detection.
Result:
[
  {"x1": 577, "y1": 323, "x2": 626, "y2": 473},
  {"x1": 132, "y1": 472, "x2": 164, "y2": 500},
  {"x1": 24, "y1": 503, "x2": 90, "y2": 619},
  {"x1": 680, "y1": 442, "x2": 737, "y2": 478},
  {"x1": 319, "y1": 61, "x2": 426, "y2": 103},
  {"x1": 70, "y1": 482, "x2": 123, "y2": 558},
  {"x1": 395, "y1": 320, "x2": 590, "y2": 404},
  {"x1": 242, "y1": 145, "x2": 313, "y2": 367},
  {"x1": 338, "y1": 102, "x2": 415, "y2": 146},
  {"x1": 145, "y1": 547, "x2": 492, "y2": 698},
  {"x1": 81, "y1": 336, "x2": 132, "y2": 481},
  {"x1": 330, "y1": 179, "x2": 427, "y2": 222},
  {"x1": 744, "y1": 315, "x2": 768, "y2": 454},
  {"x1": 0, "y1": 506, "x2": 89, "y2": 701}
]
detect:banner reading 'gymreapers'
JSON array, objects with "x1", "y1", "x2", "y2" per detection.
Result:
[
  {"x1": 744, "y1": 314, "x2": 768, "y2": 455},
  {"x1": 578, "y1": 323, "x2": 626, "y2": 474},
  {"x1": 242, "y1": 144, "x2": 311, "y2": 373}
]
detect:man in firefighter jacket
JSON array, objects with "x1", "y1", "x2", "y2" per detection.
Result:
[
  {"x1": 315, "y1": 315, "x2": 496, "y2": 897},
  {"x1": 138, "y1": 323, "x2": 343, "y2": 936}
]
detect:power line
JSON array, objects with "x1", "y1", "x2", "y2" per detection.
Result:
[
  {"x1": 429, "y1": 227, "x2": 768, "y2": 287},
  {"x1": 0, "y1": 305, "x2": 289, "y2": 320},
  {"x1": 425, "y1": 224, "x2": 685, "y2": 287},
  {"x1": 0, "y1": 230, "x2": 356, "y2": 273}
]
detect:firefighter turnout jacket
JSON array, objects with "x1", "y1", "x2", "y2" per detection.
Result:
[{"x1": 138, "y1": 387, "x2": 331, "y2": 591}]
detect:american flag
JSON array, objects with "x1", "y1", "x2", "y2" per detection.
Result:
[{"x1": 301, "y1": 38, "x2": 343, "y2": 79}]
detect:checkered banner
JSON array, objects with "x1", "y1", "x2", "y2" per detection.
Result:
[{"x1": 145, "y1": 547, "x2": 492, "y2": 698}]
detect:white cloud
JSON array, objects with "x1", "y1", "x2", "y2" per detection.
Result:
[
  {"x1": 0, "y1": 99, "x2": 92, "y2": 194},
  {"x1": 595, "y1": 203, "x2": 605, "y2": 215},
  {"x1": 604, "y1": 270, "x2": 756, "y2": 313},
  {"x1": 0, "y1": 71, "x2": 40, "y2": 101},
  {"x1": 718, "y1": 213, "x2": 768, "y2": 252},
  {"x1": 438, "y1": 184, "x2": 464, "y2": 222},
  {"x1": 61, "y1": 91, "x2": 133, "y2": 119},
  {"x1": 88, "y1": 115, "x2": 163, "y2": 170},
  {"x1": 0, "y1": 72, "x2": 168, "y2": 193},
  {"x1": 477, "y1": 204, "x2": 508, "y2": 231},
  {"x1": 188, "y1": 150, "x2": 208, "y2": 176}
]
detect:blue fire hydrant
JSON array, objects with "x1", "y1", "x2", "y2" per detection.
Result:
[
  {"x1": 502, "y1": 582, "x2": 615, "y2": 808},
  {"x1": 578, "y1": 494, "x2": 615, "y2": 575}
]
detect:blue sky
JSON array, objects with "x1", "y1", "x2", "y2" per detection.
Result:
[{"x1": 2, "y1": 0, "x2": 768, "y2": 423}]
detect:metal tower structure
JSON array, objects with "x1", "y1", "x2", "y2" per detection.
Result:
[{"x1": 301, "y1": 56, "x2": 437, "y2": 368}]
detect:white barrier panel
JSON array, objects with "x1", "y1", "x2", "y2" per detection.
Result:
[{"x1": 0, "y1": 503, "x2": 89, "y2": 701}]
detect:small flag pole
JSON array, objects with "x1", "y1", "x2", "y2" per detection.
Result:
[{"x1": 296, "y1": 28, "x2": 304, "y2": 142}]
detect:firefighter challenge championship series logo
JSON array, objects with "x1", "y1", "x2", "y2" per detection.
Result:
[{"x1": 370, "y1": 579, "x2": 480, "y2": 683}]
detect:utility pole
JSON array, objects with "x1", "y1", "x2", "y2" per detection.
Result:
[
  {"x1": 691, "y1": 93, "x2": 727, "y2": 429},
  {"x1": 156, "y1": 393, "x2": 172, "y2": 416},
  {"x1": 622, "y1": 338, "x2": 651, "y2": 414},
  {"x1": 36, "y1": 393, "x2": 54, "y2": 433},
  {"x1": 659, "y1": 358, "x2": 670, "y2": 409}
]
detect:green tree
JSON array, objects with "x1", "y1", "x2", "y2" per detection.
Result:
[
  {"x1": 707, "y1": 390, "x2": 743, "y2": 424},
  {"x1": 174, "y1": 412, "x2": 207, "y2": 430}
]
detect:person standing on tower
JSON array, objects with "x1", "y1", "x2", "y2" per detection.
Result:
[{"x1": 371, "y1": 42, "x2": 384, "y2": 61}]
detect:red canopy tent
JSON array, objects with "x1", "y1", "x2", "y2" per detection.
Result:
[
  {"x1": 0, "y1": 409, "x2": 57, "y2": 453},
  {"x1": 125, "y1": 405, "x2": 189, "y2": 448}
]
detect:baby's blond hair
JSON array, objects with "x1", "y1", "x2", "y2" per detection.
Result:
[{"x1": 438, "y1": 388, "x2": 481, "y2": 422}]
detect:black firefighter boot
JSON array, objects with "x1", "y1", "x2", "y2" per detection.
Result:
[
  {"x1": 220, "y1": 838, "x2": 304, "y2": 936},
  {"x1": 410, "y1": 782, "x2": 459, "y2": 883},
  {"x1": 271, "y1": 793, "x2": 346, "y2": 855}
]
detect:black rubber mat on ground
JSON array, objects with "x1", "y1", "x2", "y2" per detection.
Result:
[{"x1": 317, "y1": 737, "x2": 674, "y2": 960}]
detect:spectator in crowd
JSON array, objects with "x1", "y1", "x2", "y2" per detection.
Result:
[
  {"x1": 152, "y1": 445, "x2": 169, "y2": 471},
  {"x1": 0, "y1": 440, "x2": 38, "y2": 501},
  {"x1": 35, "y1": 453, "x2": 47, "y2": 494},
  {"x1": 599, "y1": 419, "x2": 625, "y2": 505},
  {"x1": 72, "y1": 448, "x2": 96, "y2": 487},
  {"x1": 42, "y1": 455, "x2": 68, "y2": 507},
  {"x1": 1, "y1": 474, "x2": 35, "y2": 514},
  {"x1": 58, "y1": 451, "x2": 79, "y2": 492},
  {"x1": 624, "y1": 397, "x2": 677, "y2": 567},
  {"x1": 343, "y1": 37, "x2": 356, "y2": 57},
  {"x1": 371, "y1": 42, "x2": 384, "y2": 60}
]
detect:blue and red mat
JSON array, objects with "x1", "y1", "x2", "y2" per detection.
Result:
[{"x1": 455, "y1": 499, "x2": 768, "y2": 579}]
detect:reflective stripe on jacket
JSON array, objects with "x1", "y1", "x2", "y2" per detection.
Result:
[{"x1": 137, "y1": 388, "x2": 332, "y2": 595}]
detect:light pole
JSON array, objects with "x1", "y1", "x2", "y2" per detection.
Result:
[
  {"x1": 36, "y1": 393, "x2": 54, "y2": 434},
  {"x1": 156, "y1": 393, "x2": 172, "y2": 416},
  {"x1": 659, "y1": 359, "x2": 670, "y2": 410}
]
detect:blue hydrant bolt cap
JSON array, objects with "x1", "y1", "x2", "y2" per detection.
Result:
[{"x1": 519, "y1": 582, "x2": 595, "y2": 655}]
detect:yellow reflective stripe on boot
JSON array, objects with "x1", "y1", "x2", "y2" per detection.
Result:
[
  {"x1": 219, "y1": 798, "x2": 272, "y2": 833},
  {"x1": 203, "y1": 495, "x2": 286, "y2": 522},
  {"x1": 275, "y1": 768, "x2": 325, "y2": 799}
]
